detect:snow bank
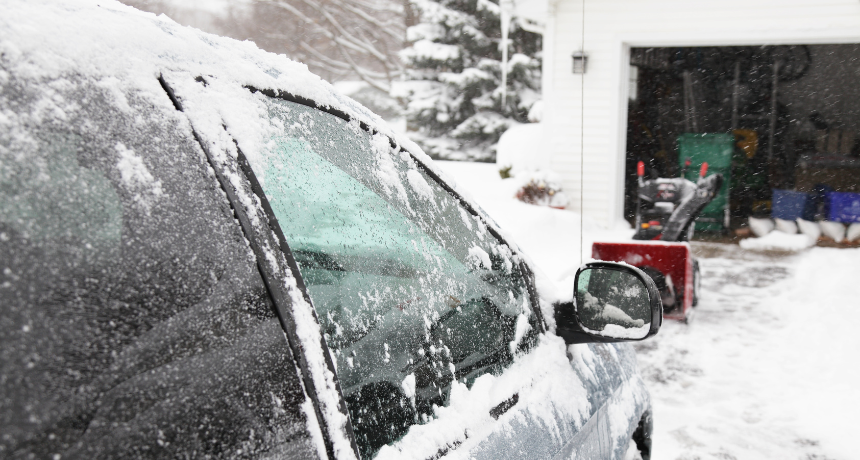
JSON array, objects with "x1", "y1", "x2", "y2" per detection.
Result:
[
  {"x1": 639, "y1": 246, "x2": 860, "y2": 460},
  {"x1": 496, "y1": 123, "x2": 548, "y2": 174},
  {"x1": 739, "y1": 230, "x2": 815, "y2": 252}
]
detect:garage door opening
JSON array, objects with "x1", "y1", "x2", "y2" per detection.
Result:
[{"x1": 624, "y1": 44, "x2": 860, "y2": 233}]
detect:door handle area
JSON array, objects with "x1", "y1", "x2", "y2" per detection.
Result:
[{"x1": 489, "y1": 393, "x2": 519, "y2": 420}]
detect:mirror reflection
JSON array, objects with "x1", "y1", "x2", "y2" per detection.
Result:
[{"x1": 576, "y1": 267, "x2": 651, "y2": 339}]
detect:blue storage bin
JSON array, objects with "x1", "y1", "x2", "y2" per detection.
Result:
[
  {"x1": 827, "y1": 192, "x2": 860, "y2": 223},
  {"x1": 772, "y1": 189, "x2": 810, "y2": 221}
]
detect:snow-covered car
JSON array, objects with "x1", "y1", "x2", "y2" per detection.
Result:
[{"x1": 0, "y1": 1, "x2": 662, "y2": 459}]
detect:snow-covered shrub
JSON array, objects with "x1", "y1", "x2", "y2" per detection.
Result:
[
  {"x1": 495, "y1": 122, "x2": 546, "y2": 175},
  {"x1": 514, "y1": 172, "x2": 568, "y2": 209}
]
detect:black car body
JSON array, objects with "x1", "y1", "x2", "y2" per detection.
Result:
[{"x1": 0, "y1": 2, "x2": 659, "y2": 459}]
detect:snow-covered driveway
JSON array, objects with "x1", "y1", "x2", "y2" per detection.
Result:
[
  {"x1": 435, "y1": 161, "x2": 859, "y2": 460},
  {"x1": 639, "y1": 243, "x2": 860, "y2": 460}
]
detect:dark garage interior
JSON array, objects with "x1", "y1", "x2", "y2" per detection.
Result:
[{"x1": 625, "y1": 44, "x2": 860, "y2": 233}]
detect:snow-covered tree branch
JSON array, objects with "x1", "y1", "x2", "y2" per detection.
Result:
[{"x1": 397, "y1": 0, "x2": 542, "y2": 161}]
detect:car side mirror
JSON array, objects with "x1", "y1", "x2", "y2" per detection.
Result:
[{"x1": 555, "y1": 262, "x2": 662, "y2": 344}]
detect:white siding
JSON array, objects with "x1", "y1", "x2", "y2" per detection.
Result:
[{"x1": 543, "y1": 0, "x2": 860, "y2": 226}]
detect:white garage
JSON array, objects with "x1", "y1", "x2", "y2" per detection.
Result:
[{"x1": 538, "y1": 0, "x2": 860, "y2": 227}]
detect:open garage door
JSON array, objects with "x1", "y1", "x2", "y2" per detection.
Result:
[{"x1": 625, "y1": 44, "x2": 860, "y2": 234}]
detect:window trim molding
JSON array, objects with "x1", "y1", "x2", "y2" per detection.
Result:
[{"x1": 159, "y1": 75, "x2": 356, "y2": 460}]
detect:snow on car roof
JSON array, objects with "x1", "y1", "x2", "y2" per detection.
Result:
[{"x1": 1, "y1": 0, "x2": 400, "y2": 145}]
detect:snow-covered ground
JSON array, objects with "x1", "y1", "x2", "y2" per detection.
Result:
[
  {"x1": 435, "y1": 161, "x2": 859, "y2": 460},
  {"x1": 641, "y1": 244, "x2": 859, "y2": 460}
]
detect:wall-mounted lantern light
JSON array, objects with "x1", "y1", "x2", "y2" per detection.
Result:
[{"x1": 572, "y1": 51, "x2": 588, "y2": 74}]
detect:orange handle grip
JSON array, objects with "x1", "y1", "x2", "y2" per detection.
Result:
[{"x1": 637, "y1": 161, "x2": 645, "y2": 177}]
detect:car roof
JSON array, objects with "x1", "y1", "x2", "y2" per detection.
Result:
[
  {"x1": 2, "y1": 0, "x2": 417, "y2": 152},
  {"x1": 3, "y1": 0, "x2": 490, "y2": 229}
]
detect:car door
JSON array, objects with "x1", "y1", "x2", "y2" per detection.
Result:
[
  {"x1": 163, "y1": 73, "x2": 652, "y2": 460},
  {"x1": 0, "y1": 71, "x2": 324, "y2": 459}
]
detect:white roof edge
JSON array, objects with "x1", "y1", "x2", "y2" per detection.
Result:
[{"x1": 514, "y1": 0, "x2": 548, "y2": 28}]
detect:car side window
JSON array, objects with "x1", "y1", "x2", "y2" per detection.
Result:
[
  {"x1": 0, "y1": 76, "x2": 320, "y2": 459},
  {"x1": 245, "y1": 96, "x2": 540, "y2": 459}
]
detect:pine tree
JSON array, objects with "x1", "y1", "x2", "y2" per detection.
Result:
[{"x1": 396, "y1": 0, "x2": 542, "y2": 161}]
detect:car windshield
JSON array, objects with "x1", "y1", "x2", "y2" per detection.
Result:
[{"x1": 244, "y1": 95, "x2": 539, "y2": 458}]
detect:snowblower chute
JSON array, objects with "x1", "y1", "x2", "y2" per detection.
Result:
[{"x1": 592, "y1": 161, "x2": 723, "y2": 321}]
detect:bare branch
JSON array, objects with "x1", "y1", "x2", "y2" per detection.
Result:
[
  {"x1": 300, "y1": 41, "x2": 392, "y2": 79},
  {"x1": 259, "y1": 0, "x2": 404, "y2": 89},
  {"x1": 329, "y1": 0, "x2": 404, "y2": 41}
]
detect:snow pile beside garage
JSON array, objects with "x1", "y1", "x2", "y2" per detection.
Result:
[{"x1": 739, "y1": 230, "x2": 816, "y2": 252}]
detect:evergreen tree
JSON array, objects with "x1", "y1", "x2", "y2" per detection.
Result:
[{"x1": 396, "y1": 0, "x2": 542, "y2": 161}]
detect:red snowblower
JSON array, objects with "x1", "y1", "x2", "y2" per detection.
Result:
[{"x1": 592, "y1": 160, "x2": 723, "y2": 321}]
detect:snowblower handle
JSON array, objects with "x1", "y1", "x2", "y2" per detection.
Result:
[{"x1": 699, "y1": 162, "x2": 708, "y2": 178}]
